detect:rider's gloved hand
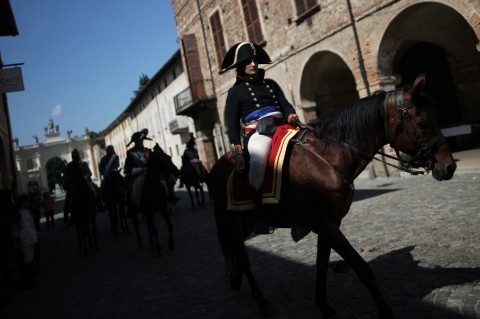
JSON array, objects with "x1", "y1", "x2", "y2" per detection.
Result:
[{"x1": 288, "y1": 113, "x2": 300, "y2": 127}]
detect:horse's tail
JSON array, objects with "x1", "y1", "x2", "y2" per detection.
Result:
[{"x1": 210, "y1": 154, "x2": 245, "y2": 290}]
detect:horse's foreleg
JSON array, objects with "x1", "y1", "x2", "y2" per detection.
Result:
[
  {"x1": 187, "y1": 187, "x2": 195, "y2": 209},
  {"x1": 160, "y1": 209, "x2": 174, "y2": 250},
  {"x1": 130, "y1": 210, "x2": 143, "y2": 249},
  {"x1": 315, "y1": 236, "x2": 336, "y2": 317},
  {"x1": 322, "y1": 220, "x2": 393, "y2": 319},
  {"x1": 91, "y1": 213, "x2": 98, "y2": 251},
  {"x1": 199, "y1": 186, "x2": 205, "y2": 205}
]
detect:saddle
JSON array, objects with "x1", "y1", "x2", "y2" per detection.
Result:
[{"x1": 227, "y1": 124, "x2": 299, "y2": 211}]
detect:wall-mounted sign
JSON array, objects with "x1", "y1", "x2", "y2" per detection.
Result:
[{"x1": 0, "y1": 67, "x2": 25, "y2": 93}]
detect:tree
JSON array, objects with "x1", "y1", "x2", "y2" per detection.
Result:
[
  {"x1": 45, "y1": 157, "x2": 68, "y2": 192},
  {"x1": 133, "y1": 73, "x2": 150, "y2": 96}
]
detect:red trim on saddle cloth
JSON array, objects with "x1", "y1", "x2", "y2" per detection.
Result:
[{"x1": 227, "y1": 124, "x2": 299, "y2": 211}]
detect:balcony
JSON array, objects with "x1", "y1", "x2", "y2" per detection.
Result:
[
  {"x1": 174, "y1": 79, "x2": 216, "y2": 116},
  {"x1": 168, "y1": 117, "x2": 189, "y2": 134}
]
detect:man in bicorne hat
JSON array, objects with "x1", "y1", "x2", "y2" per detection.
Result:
[
  {"x1": 124, "y1": 129, "x2": 152, "y2": 210},
  {"x1": 222, "y1": 42, "x2": 299, "y2": 234}
]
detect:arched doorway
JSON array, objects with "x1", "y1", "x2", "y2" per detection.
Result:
[
  {"x1": 378, "y1": 2, "x2": 480, "y2": 151},
  {"x1": 395, "y1": 42, "x2": 461, "y2": 126},
  {"x1": 300, "y1": 51, "x2": 358, "y2": 121}
]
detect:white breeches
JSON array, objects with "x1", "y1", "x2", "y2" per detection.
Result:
[{"x1": 247, "y1": 132, "x2": 273, "y2": 191}]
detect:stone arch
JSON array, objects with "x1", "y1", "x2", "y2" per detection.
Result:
[
  {"x1": 299, "y1": 51, "x2": 358, "y2": 121},
  {"x1": 378, "y1": 2, "x2": 480, "y2": 150}
]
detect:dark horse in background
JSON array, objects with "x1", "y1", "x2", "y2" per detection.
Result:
[
  {"x1": 179, "y1": 157, "x2": 208, "y2": 209},
  {"x1": 102, "y1": 171, "x2": 129, "y2": 237},
  {"x1": 129, "y1": 148, "x2": 175, "y2": 254},
  {"x1": 66, "y1": 177, "x2": 99, "y2": 255},
  {"x1": 208, "y1": 74, "x2": 456, "y2": 318}
]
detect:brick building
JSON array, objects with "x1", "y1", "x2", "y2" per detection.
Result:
[{"x1": 172, "y1": 0, "x2": 480, "y2": 166}]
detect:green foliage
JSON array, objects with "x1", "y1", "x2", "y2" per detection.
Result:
[{"x1": 45, "y1": 157, "x2": 67, "y2": 191}]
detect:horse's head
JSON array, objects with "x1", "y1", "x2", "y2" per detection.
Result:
[{"x1": 384, "y1": 73, "x2": 456, "y2": 181}]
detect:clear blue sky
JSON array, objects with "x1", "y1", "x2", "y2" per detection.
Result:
[{"x1": 1, "y1": 0, "x2": 179, "y2": 146}]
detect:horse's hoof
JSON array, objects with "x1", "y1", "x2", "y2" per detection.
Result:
[
  {"x1": 316, "y1": 300, "x2": 337, "y2": 318},
  {"x1": 229, "y1": 276, "x2": 242, "y2": 291},
  {"x1": 259, "y1": 304, "x2": 276, "y2": 317}
]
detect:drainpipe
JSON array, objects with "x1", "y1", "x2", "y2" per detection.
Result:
[
  {"x1": 346, "y1": 0, "x2": 389, "y2": 177},
  {"x1": 346, "y1": 0, "x2": 371, "y2": 96}
]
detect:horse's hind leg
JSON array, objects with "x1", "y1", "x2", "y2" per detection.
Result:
[
  {"x1": 146, "y1": 213, "x2": 161, "y2": 253},
  {"x1": 160, "y1": 210, "x2": 175, "y2": 250},
  {"x1": 119, "y1": 202, "x2": 129, "y2": 233},
  {"x1": 131, "y1": 213, "x2": 143, "y2": 249},
  {"x1": 239, "y1": 246, "x2": 272, "y2": 316},
  {"x1": 108, "y1": 205, "x2": 118, "y2": 237}
]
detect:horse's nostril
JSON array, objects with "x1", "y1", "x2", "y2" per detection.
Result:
[{"x1": 447, "y1": 163, "x2": 457, "y2": 174}]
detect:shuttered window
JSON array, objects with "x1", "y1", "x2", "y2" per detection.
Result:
[
  {"x1": 295, "y1": 0, "x2": 317, "y2": 16},
  {"x1": 210, "y1": 11, "x2": 226, "y2": 68},
  {"x1": 241, "y1": 0, "x2": 264, "y2": 44},
  {"x1": 182, "y1": 34, "x2": 206, "y2": 99},
  {"x1": 294, "y1": 0, "x2": 320, "y2": 24}
]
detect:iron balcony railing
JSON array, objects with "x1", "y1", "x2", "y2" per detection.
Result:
[{"x1": 173, "y1": 79, "x2": 215, "y2": 114}]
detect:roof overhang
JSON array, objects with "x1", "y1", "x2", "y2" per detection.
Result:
[{"x1": 0, "y1": 0, "x2": 19, "y2": 36}]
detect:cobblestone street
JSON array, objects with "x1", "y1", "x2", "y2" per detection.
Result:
[{"x1": 1, "y1": 168, "x2": 479, "y2": 318}]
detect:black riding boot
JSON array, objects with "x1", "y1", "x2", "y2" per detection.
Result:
[{"x1": 253, "y1": 190, "x2": 270, "y2": 234}]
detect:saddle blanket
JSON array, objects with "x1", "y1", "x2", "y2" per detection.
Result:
[{"x1": 227, "y1": 124, "x2": 299, "y2": 211}]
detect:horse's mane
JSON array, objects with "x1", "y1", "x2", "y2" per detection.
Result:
[{"x1": 308, "y1": 91, "x2": 387, "y2": 155}]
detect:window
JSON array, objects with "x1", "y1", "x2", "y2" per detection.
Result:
[
  {"x1": 27, "y1": 159, "x2": 34, "y2": 170},
  {"x1": 241, "y1": 0, "x2": 264, "y2": 44},
  {"x1": 294, "y1": 0, "x2": 320, "y2": 24},
  {"x1": 210, "y1": 11, "x2": 226, "y2": 68}
]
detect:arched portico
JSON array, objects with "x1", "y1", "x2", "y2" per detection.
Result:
[
  {"x1": 299, "y1": 51, "x2": 359, "y2": 122},
  {"x1": 378, "y1": 2, "x2": 480, "y2": 151}
]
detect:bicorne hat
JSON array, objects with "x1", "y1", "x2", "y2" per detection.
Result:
[
  {"x1": 220, "y1": 42, "x2": 271, "y2": 74},
  {"x1": 127, "y1": 128, "x2": 152, "y2": 147}
]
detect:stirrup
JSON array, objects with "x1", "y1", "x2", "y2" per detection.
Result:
[{"x1": 253, "y1": 213, "x2": 273, "y2": 234}]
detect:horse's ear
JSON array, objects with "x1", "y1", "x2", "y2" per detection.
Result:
[
  {"x1": 413, "y1": 73, "x2": 426, "y2": 90},
  {"x1": 406, "y1": 73, "x2": 426, "y2": 102}
]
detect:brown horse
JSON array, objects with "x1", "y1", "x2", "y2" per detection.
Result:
[
  {"x1": 208, "y1": 74, "x2": 456, "y2": 318},
  {"x1": 67, "y1": 178, "x2": 98, "y2": 255},
  {"x1": 179, "y1": 159, "x2": 208, "y2": 209},
  {"x1": 128, "y1": 149, "x2": 175, "y2": 253}
]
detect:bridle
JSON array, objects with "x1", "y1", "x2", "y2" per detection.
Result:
[
  {"x1": 381, "y1": 88, "x2": 447, "y2": 173},
  {"x1": 291, "y1": 88, "x2": 447, "y2": 176}
]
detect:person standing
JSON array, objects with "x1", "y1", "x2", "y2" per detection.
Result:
[
  {"x1": 41, "y1": 192, "x2": 55, "y2": 230},
  {"x1": 221, "y1": 42, "x2": 299, "y2": 234},
  {"x1": 12, "y1": 195, "x2": 39, "y2": 288}
]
